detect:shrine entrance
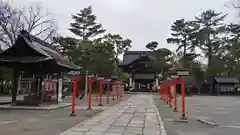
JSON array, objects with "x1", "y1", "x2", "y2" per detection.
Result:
[
  {"x1": 119, "y1": 51, "x2": 159, "y2": 92},
  {"x1": 135, "y1": 79, "x2": 154, "y2": 92}
]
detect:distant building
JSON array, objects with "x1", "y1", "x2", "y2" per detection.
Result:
[{"x1": 119, "y1": 51, "x2": 159, "y2": 92}]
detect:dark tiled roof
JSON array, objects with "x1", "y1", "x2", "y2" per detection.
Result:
[
  {"x1": 121, "y1": 51, "x2": 151, "y2": 65},
  {"x1": 214, "y1": 76, "x2": 239, "y2": 83},
  {"x1": 0, "y1": 30, "x2": 81, "y2": 70}
]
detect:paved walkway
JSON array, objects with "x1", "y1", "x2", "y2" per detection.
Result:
[{"x1": 61, "y1": 94, "x2": 166, "y2": 135}]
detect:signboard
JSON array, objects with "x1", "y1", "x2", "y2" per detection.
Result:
[
  {"x1": 177, "y1": 71, "x2": 190, "y2": 76},
  {"x1": 134, "y1": 74, "x2": 154, "y2": 79},
  {"x1": 88, "y1": 75, "x2": 95, "y2": 78},
  {"x1": 105, "y1": 79, "x2": 111, "y2": 82},
  {"x1": 69, "y1": 71, "x2": 81, "y2": 76},
  {"x1": 170, "y1": 75, "x2": 179, "y2": 79},
  {"x1": 97, "y1": 77, "x2": 104, "y2": 80}
]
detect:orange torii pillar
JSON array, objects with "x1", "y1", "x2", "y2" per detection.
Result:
[
  {"x1": 173, "y1": 78, "x2": 178, "y2": 112},
  {"x1": 116, "y1": 81, "x2": 120, "y2": 100},
  {"x1": 69, "y1": 73, "x2": 81, "y2": 116},
  {"x1": 106, "y1": 79, "x2": 111, "y2": 104},
  {"x1": 169, "y1": 80, "x2": 172, "y2": 108},
  {"x1": 70, "y1": 79, "x2": 77, "y2": 116},
  {"x1": 119, "y1": 82, "x2": 124, "y2": 98},
  {"x1": 97, "y1": 77, "x2": 104, "y2": 106},
  {"x1": 180, "y1": 76, "x2": 186, "y2": 119},
  {"x1": 112, "y1": 81, "x2": 117, "y2": 100},
  {"x1": 87, "y1": 76, "x2": 95, "y2": 110}
]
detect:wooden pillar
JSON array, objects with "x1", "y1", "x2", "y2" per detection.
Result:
[
  {"x1": 132, "y1": 80, "x2": 135, "y2": 90},
  {"x1": 129, "y1": 72, "x2": 132, "y2": 89},
  {"x1": 11, "y1": 68, "x2": 20, "y2": 105},
  {"x1": 56, "y1": 74, "x2": 59, "y2": 103},
  {"x1": 57, "y1": 72, "x2": 63, "y2": 103},
  {"x1": 39, "y1": 74, "x2": 44, "y2": 106},
  {"x1": 85, "y1": 73, "x2": 88, "y2": 100}
]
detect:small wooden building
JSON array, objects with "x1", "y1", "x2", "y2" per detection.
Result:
[
  {"x1": 0, "y1": 30, "x2": 81, "y2": 105},
  {"x1": 212, "y1": 76, "x2": 239, "y2": 95}
]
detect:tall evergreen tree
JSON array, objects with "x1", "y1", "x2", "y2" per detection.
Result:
[
  {"x1": 167, "y1": 19, "x2": 199, "y2": 67},
  {"x1": 69, "y1": 6, "x2": 106, "y2": 40},
  {"x1": 194, "y1": 10, "x2": 227, "y2": 70}
]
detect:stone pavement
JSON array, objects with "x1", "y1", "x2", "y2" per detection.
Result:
[{"x1": 61, "y1": 94, "x2": 166, "y2": 135}]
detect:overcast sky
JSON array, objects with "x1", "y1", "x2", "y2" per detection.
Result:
[{"x1": 9, "y1": 0, "x2": 238, "y2": 52}]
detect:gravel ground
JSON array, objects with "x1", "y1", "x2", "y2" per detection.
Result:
[
  {"x1": 0, "y1": 94, "x2": 131, "y2": 135},
  {"x1": 0, "y1": 109, "x2": 101, "y2": 135},
  {"x1": 153, "y1": 95, "x2": 240, "y2": 135}
]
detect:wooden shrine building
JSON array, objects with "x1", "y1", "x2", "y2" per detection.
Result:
[
  {"x1": 0, "y1": 30, "x2": 81, "y2": 106},
  {"x1": 119, "y1": 51, "x2": 160, "y2": 92}
]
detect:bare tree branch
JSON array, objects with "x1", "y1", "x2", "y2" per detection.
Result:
[
  {"x1": 0, "y1": 1, "x2": 58, "y2": 49},
  {"x1": 20, "y1": 5, "x2": 57, "y2": 40},
  {"x1": 34, "y1": 25, "x2": 53, "y2": 37},
  {"x1": 225, "y1": 0, "x2": 240, "y2": 19}
]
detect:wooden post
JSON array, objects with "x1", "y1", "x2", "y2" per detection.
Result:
[
  {"x1": 165, "y1": 84, "x2": 167, "y2": 104},
  {"x1": 40, "y1": 75, "x2": 44, "y2": 106},
  {"x1": 11, "y1": 68, "x2": 19, "y2": 106},
  {"x1": 169, "y1": 81, "x2": 172, "y2": 108},
  {"x1": 117, "y1": 82, "x2": 119, "y2": 100},
  {"x1": 98, "y1": 80, "x2": 103, "y2": 106},
  {"x1": 173, "y1": 79, "x2": 178, "y2": 112},
  {"x1": 180, "y1": 77, "x2": 186, "y2": 119},
  {"x1": 107, "y1": 82, "x2": 110, "y2": 104},
  {"x1": 84, "y1": 73, "x2": 88, "y2": 100},
  {"x1": 166, "y1": 83, "x2": 169, "y2": 104},
  {"x1": 163, "y1": 84, "x2": 166, "y2": 102},
  {"x1": 88, "y1": 79, "x2": 94, "y2": 110},
  {"x1": 70, "y1": 80, "x2": 77, "y2": 116},
  {"x1": 159, "y1": 85, "x2": 162, "y2": 99},
  {"x1": 112, "y1": 81, "x2": 116, "y2": 100}
]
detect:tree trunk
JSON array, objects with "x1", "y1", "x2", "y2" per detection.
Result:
[
  {"x1": 115, "y1": 57, "x2": 120, "y2": 77},
  {"x1": 207, "y1": 47, "x2": 213, "y2": 69},
  {"x1": 183, "y1": 44, "x2": 187, "y2": 68}
]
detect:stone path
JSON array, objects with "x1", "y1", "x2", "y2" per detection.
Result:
[{"x1": 60, "y1": 94, "x2": 166, "y2": 135}]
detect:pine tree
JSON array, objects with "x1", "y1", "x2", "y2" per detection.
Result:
[
  {"x1": 145, "y1": 41, "x2": 158, "y2": 51},
  {"x1": 194, "y1": 10, "x2": 227, "y2": 69},
  {"x1": 167, "y1": 19, "x2": 199, "y2": 59},
  {"x1": 69, "y1": 6, "x2": 106, "y2": 40}
]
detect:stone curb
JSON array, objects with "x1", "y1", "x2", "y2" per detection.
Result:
[
  {"x1": 164, "y1": 118, "x2": 188, "y2": 123},
  {"x1": 152, "y1": 96, "x2": 167, "y2": 135},
  {"x1": 0, "y1": 104, "x2": 72, "y2": 111},
  {"x1": 0, "y1": 120, "x2": 17, "y2": 125},
  {"x1": 196, "y1": 118, "x2": 218, "y2": 126}
]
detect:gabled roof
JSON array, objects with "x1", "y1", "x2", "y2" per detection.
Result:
[
  {"x1": 0, "y1": 30, "x2": 81, "y2": 70},
  {"x1": 214, "y1": 76, "x2": 239, "y2": 83},
  {"x1": 121, "y1": 51, "x2": 151, "y2": 65}
]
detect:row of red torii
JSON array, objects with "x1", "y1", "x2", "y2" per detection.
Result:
[{"x1": 70, "y1": 75, "x2": 125, "y2": 116}]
